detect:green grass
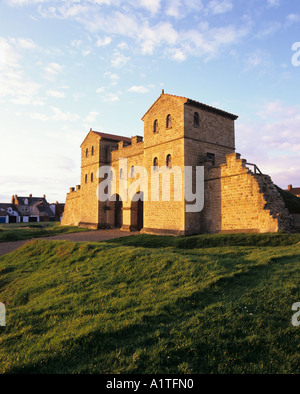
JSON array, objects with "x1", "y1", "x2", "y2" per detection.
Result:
[
  {"x1": 0, "y1": 233, "x2": 299, "y2": 374},
  {"x1": 0, "y1": 222, "x2": 90, "y2": 242}
]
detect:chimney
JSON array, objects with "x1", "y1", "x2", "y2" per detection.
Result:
[
  {"x1": 11, "y1": 195, "x2": 14, "y2": 204},
  {"x1": 29, "y1": 194, "x2": 32, "y2": 198},
  {"x1": 288, "y1": 185, "x2": 292, "y2": 191},
  {"x1": 43, "y1": 194, "x2": 46, "y2": 199}
]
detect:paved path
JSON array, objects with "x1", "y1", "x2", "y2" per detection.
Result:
[{"x1": 0, "y1": 229, "x2": 140, "y2": 257}]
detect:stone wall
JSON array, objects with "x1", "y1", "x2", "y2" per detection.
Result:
[
  {"x1": 61, "y1": 186, "x2": 81, "y2": 226},
  {"x1": 202, "y1": 153, "x2": 292, "y2": 233}
]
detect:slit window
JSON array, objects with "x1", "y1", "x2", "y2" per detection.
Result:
[
  {"x1": 153, "y1": 119, "x2": 158, "y2": 133},
  {"x1": 194, "y1": 112, "x2": 199, "y2": 128},
  {"x1": 153, "y1": 157, "x2": 158, "y2": 171},
  {"x1": 166, "y1": 114, "x2": 171, "y2": 129}
]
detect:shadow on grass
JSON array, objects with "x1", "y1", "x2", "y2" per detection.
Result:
[
  {"x1": 7, "y1": 252, "x2": 300, "y2": 374},
  {"x1": 106, "y1": 233, "x2": 300, "y2": 250}
]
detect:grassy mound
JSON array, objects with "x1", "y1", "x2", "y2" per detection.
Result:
[
  {"x1": 276, "y1": 186, "x2": 300, "y2": 214},
  {"x1": 0, "y1": 235, "x2": 299, "y2": 374}
]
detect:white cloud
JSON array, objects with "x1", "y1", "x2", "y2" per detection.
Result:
[
  {"x1": 139, "y1": 22, "x2": 179, "y2": 55},
  {"x1": 32, "y1": 1, "x2": 250, "y2": 62},
  {"x1": 8, "y1": 0, "x2": 49, "y2": 5},
  {"x1": 85, "y1": 111, "x2": 100, "y2": 123},
  {"x1": 266, "y1": 0, "x2": 280, "y2": 7},
  {"x1": 110, "y1": 50, "x2": 130, "y2": 67},
  {"x1": 96, "y1": 87, "x2": 105, "y2": 94},
  {"x1": 236, "y1": 100, "x2": 300, "y2": 188},
  {"x1": 286, "y1": 14, "x2": 300, "y2": 24},
  {"x1": 71, "y1": 39, "x2": 82, "y2": 48},
  {"x1": 256, "y1": 21, "x2": 281, "y2": 39},
  {"x1": 51, "y1": 107, "x2": 80, "y2": 122},
  {"x1": 104, "y1": 71, "x2": 120, "y2": 85},
  {"x1": 30, "y1": 107, "x2": 81, "y2": 122},
  {"x1": 207, "y1": 0, "x2": 233, "y2": 15},
  {"x1": 128, "y1": 85, "x2": 149, "y2": 93},
  {"x1": 96, "y1": 36, "x2": 112, "y2": 47},
  {"x1": 46, "y1": 90, "x2": 65, "y2": 98},
  {"x1": 168, "y1": 48, "x2": 187, "y2": 62},
  {"x1": 137, "y1": 0, "x2": 161, "y2": 14},
  {"x1": 9, "y1": 37, "x2": 37, "y2": 50},
  {"x1": 43, "y1": 62, "x2": 64, "y2": 79},
  {"x1": 243, "y1": 49, "x2": 272, "y2": 71}
]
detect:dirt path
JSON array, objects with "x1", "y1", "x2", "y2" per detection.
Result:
[{"x1": 0, "y1": 229, "x2": 140, "y2": 257}]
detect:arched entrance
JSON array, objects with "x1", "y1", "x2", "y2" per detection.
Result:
[
  {"x1": 115, "y1": 194, "x2": 123, "y2": 228},
  {"x1": 130, "y1": 192, "x2": 144, "y2": 231},
  {"x1": 107, "y1": 194, "x2": 123, "y2": 228}
]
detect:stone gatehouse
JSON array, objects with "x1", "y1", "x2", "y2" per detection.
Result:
[{"x1": 61, "y1": 92, "x2": 292, "y2": 235}]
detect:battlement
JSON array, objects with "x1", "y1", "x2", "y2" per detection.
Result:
[{"x1": 111, "y1": 135, "x2": 144, "y2": 162}]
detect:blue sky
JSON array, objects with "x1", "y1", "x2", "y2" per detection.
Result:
[{"x1": 0, "y1": 0, "x2": 299, "y2": 203}]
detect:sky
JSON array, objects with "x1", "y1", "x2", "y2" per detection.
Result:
[{"x1": 0, "y1": 0, "x2": 299, "y2": 203}]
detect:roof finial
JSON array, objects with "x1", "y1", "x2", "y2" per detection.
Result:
[
  {"x1": 162, "y1": 89, "x2": 164, "y2": 95},
  {"x1": 90, "y1": 128, "x2": 92, "y2": 132}
]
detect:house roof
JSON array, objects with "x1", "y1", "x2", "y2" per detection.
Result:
[
  {"x1": 0, "y1": 203, "x2": 22, "y2": 216},
  {"x1": 16, "y1": 196, "x2": 47, "y2": 205},
  {"x1": 285, "y1": 187, "x2": 300, "y2": 196},
  {"x1": 141, "y1": 92, "x2": 238, "y2": 121},
  {"x1": 80, "y1": 130, "x2": 131, "y2": 147},
  {"x1": 36, "y1": 204, "x2": 55, "y2": 216}
]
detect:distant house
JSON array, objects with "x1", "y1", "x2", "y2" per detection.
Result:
[
  {"x1": 6, "y1": 194, "x2": 64, "y2": 223},
  {"x1": 0, "y1": 204, "x2": 22, "y2": 224},
  {"x1": 285, "y1": 185, "x2": 300, "y2": 198},
  {"x1": 50, "y1": 202, "x2": 65, "y2": 221}
]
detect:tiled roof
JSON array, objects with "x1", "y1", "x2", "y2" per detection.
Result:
[
  {"x1": 91, "y1": 131, "x2": 131, "y2": 142},
  {"x1": 285, "y1": 187, "x2": 300, "y2": 196},
  {"x1": 80, "y1": 130, "x2": 131, "y2": 148},
  {"x1": 17, "y1": 197, "x2": 47, "y2": 205},
  {"x1": 141, "y1": 92, "x2": 238, "y2": 121}
]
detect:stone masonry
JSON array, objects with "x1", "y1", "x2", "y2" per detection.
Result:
[{"x1": 61, "y1": 92, "x2": 293, "y2": 235}]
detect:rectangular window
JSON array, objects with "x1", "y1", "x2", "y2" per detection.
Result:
[{"x1": 207, "y1": 153, "x2": 215, "y2": 165}]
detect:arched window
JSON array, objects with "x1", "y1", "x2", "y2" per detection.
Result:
[
  {"x1": 91, "y1": 173, "x2": 94, "y2": 182},
  {"x1": 91, "y1": 146, "x2": 94, "y2": 156},
  {"x1": 194, "y1": 112, "x2": 199, "y2": 127},
  {"x1": 166, "y1": 114, "x2": 171, "y2": 128},
  {"x1": 153, "y1": 157, "x2": 158, "y2": 171},
  {"x1": 85, "y1": 174, "x2": 88, "y2": 183},
  {"x1": 153, "y1": 119, "x2": 158, "y2": 133},
  {"x1": 166, "y1": 154, "x2": 172, "y2": 169},
  {"x1": 130, "y1": 166, "x2": 135, "y2": 177},
  {"x1": 85, "y1": 148, "x2": 88, "y2": 157}
]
